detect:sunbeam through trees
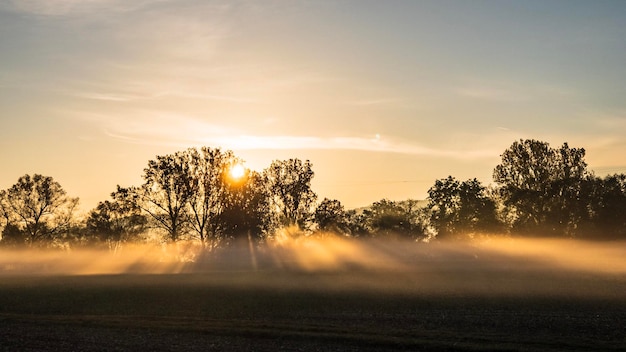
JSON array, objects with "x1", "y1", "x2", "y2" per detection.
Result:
[{"x1": 1, "y1": 139, "x2": 626, "y2": 249}]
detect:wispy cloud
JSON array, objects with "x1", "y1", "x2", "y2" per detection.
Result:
[
  {"x1": 456, "y1": 86, "x2": 530, "y2": 102},
  {"x1": 73, "y1": 92, "x2": 145, "y2": 102},
  {"x1": 72, "y1": 90, "x2": 260, "y2": 104},
  {"x1": 455, "y1": 79, "x2": 578, "y2": 103},
  {"x1": 72, "y1": 113, "x2": 496, "y2": 159},
  {"x1": 52, "y1": 59, "x2": 268, "y2": 104}
]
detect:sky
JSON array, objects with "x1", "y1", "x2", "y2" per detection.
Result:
[{"x1": 1, "y1": 0, "x2": 626, "y2": 212}]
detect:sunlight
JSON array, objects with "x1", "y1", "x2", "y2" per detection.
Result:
[{"x1": 229, "y1": 163, "x2": 245, "y2": 180}]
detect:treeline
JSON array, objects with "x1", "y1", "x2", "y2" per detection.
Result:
[{"x1": 1, "y1": 139, "x2": 625, "y2": 249}]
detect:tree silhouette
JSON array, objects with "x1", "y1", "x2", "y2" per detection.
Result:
[
  {"x1": 427, "y1": 176, "x2": 499, "y2": 239},
  {"x1": 343, "y1": 209, "x2": 371, "y2": 237},
  {"x1": 493, "y1": 139, "x2": 589, "y2": 236},
  {"x1": 265, "y1": 159, "x2": 317, "y2": 229},
  {"x1": 218, "y1": 170, "x2": 272, "y2": 243},
  {"x1": 0, "y1": 174, "x2": 78, "y2": 246},
  {"x1": 3, "y1": 140, "x2": 623, "y2": 248},
  {"x1": 0, "y1": 223, "x2": 27, "y2": 247},
  {"x1": 0, "y1": 190, "x2": 10, "y2": 232},
  {"x1": 0, "y1": 193, "x2": 26, "y2": 247},
  {"x1": 314, "y1": 198, "x2": 351, "y2": 235},
  {"x1": 584, "y1": 174, "x2": 626, "y2": 239},
  {"x1": 185, "y1": 147, "x2": 238, "y2": 246},
  {"x1": 116, "y1": 152, "x2": 195, "y2": 242},
  {"x1": 363, "y1": 199, "x2": 427, "y2": 239},
  {"x1": 85, "y1": 199, "x2": 147, "y2": 249}
]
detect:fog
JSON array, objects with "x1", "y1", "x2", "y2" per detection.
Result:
[{"x1": 1, "y1": 233, "x2": 625, "y2": 297}]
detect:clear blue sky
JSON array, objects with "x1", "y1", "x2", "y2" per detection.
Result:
[{"x1": 1, "y1": 0, "x2": 625, "y2": 211}]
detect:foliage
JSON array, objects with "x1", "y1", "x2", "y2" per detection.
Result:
[
  {"x1": 343, "y1": 210, "x2": 371, "y2": 237},
  {"x1": 218, "y1": 170, "x2": 272, "y2": 244},
  {"x1": 2, "y1": 139, "x2": 626, "y2": 247},
  {"x1": 427, "y1": 176, "x2": 500, "y2": 239},
  {"x1": 0, "y1": 174, "x2": 78, "y2": 247},
  {"x1": 314, "y1": 198, "x2": 351, "y2": 235},
  {"x1": 116, "y1": 152, "x2": 195, "y2": 242},
  {"x1": 185, "y1": 147, "x2": 238, "y2": 246},
  {"x1": 265, "y1": 159, "x2": 317, "y2": 229},
  {"x1": 84, "y1": 199, "x2": 148, "y2": 249},
  {"x1": 583, "y1": 174, "x2": 626, "y2": 239},
  {"x1": 0, "y1": 223, "x2": 27, "y2": 247},
  {"x1": 362, "y1": 199, "x2": 427, "y2": 240},
  {"x1": 493, "y1": 139, "x2": 589, "y2": 236}
]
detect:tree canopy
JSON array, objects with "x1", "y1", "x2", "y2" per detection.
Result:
[
  {"x1": 427, "y1": 176, "x2": 500, "y2": 239},
  {"x1": 493, "y1": 139, "x2": 590, "y2": 236},
  {"x1": 1, "y1": 139, "x2": 625, "y2": 248},
  {"x1": 265, "y1": 159, "x2": 317, "y2": 229},
  {"x1": 0, "y1": 174, "x2": 78, "y2": 247}
]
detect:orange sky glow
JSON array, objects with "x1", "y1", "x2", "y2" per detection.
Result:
[{"x1": 1, "y1": 1, "x2": 625, "y2": 212}]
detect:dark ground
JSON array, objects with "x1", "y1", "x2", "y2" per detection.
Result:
[{"x1": 1, "y1": 267, "x2": 625, "y2": 352}]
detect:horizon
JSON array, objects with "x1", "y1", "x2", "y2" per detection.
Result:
[
  {"x1": 0, "y1": 140, "x2": 622, "y2": 215},
  {"x1": 1, "y1": 1, "x2": 626, "y2": 212}
]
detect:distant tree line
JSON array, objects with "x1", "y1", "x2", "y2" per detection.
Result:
[
  {"x1": 1, "y1": 139, "x2": 625, "y2": 248},
  {"x1": 427, "y1": 139, "x2": 626, "y2": 240}
]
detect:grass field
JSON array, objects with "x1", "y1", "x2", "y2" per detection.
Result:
[{"x1": 1, "y1": 239, "x2": 625, "y2": 351}]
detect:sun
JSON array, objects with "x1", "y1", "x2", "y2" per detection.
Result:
[{"x1": 229, "y1": 163, "x2": 246, "y2": 180}]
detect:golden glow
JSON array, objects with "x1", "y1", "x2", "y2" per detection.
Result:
[
  {"x1": 0, "y1": 227, "x2": 625, "y2": 301},
  {"x1": 229, "y1": 163, "x2": 246, "y2": 180}
]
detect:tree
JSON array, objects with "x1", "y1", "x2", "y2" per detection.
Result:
[
  {"x1": 0, "y1": 174, "x2": 78, "y2": 246},
  {"x1": 314, "y1": 198, "x2": 351, "y2": 235},
  {"x1": 116, "y1": 151, "x2": 195, "y2": 242},
  {"x1": 584, "y1": 174, "x2": 626, "y2": 239},
  {"x1": 427, "y1": 176, "x2": 499, "y2": 239},
  {"x1": 265, "y1": 159, "x2": 317, "y2": 229},
  {"x1": 0, "y1": 190, "x2": 11, "y2": 235},
  {"x1": 428, "y1": 177, "x2": 461, "y2": 238},
  {"x1": 185, "y1": 147, "x2": 237, "y2": 246},
  {"x1": 85, "y1": 198, "x2": 147, "y2": 249},
  {"x1": 344, "y1": 209, "x2": 371, "y2": 237},
  {"x1": 362, "y1": 199, "x2": 427, "y2": 239},
  {"x1": 493, "y1": 139, "x2": 589, "y2": 236},
  {"x1": 218, "y1": 170, "x2": 272, "y2": 244},
  {"x1": 0, "y1": 223, "x2": 27, "y2": 247}
]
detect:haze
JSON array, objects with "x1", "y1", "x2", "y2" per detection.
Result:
[{"x1": 2, "y1": 236, "x2": 625, "y2": 298}]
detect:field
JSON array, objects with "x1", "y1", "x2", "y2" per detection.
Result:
[{"x1": 1, "y1": 239, "x2": 625, "y2": 351}]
